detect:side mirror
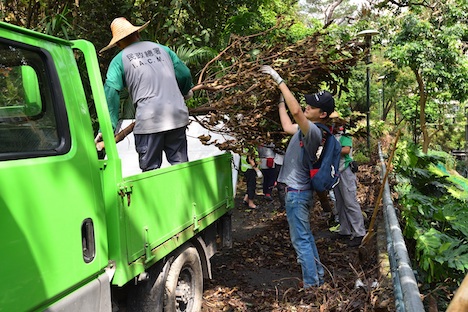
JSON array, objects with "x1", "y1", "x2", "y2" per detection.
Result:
[
  {"x1": 21, "y1": 65, "x2": 42, "y2": 116},
  {"x1": 0, "y1": 65, "x2": 42, "y2": 118}
]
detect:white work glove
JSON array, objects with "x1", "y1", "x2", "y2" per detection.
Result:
[
  {"x1": 260, "y1": 65, "x2": 283, "y2": 85},
  {"x1": 183, "y1": 90, "x2": 193, "y2": 100},
  {"x1": 94, "y1": 132, "x2": 103, "y2": 144}
]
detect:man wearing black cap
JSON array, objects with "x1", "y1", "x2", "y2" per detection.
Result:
[{"x1": 260, "y1": 65, "x2": 337, "y2": 289}]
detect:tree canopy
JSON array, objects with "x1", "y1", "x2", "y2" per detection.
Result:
[{"x1": 1, "y1": 0, "x2": 467, "y2": 154}]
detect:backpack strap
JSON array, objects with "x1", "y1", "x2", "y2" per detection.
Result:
[
  {"x1": 298, "y1": 123, "x2": 332, "y2": 153},
  {"x1": 298, "y1": 123, "x2": 332, "y2": 178},
  {"x1": 315, "y1": 122, "x2": 333, "y2": 143}
]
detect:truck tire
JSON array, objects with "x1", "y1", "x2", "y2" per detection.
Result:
[
  {"x1": 126, "y1": 260, "x2": 169, "y2": 312},
  {"x1": 164, "y1": 245, "x2": 203, "y2": 312}
]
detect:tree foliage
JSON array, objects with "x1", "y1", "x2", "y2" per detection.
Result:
[
  {"x1": 383, "y1": 0, "x2": 468, "y2": 152},
  {"x1": 2, "y1": 0, "x2": 468, "y2": 155}
]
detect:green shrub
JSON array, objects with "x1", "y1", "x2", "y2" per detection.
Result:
[{"x1": 394, "y1": 143, "x2": 468, "y2": 285}]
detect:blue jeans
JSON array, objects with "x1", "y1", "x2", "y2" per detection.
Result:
[{"x1": 285, "y1": 189, "x2": 324, "y2": 287}]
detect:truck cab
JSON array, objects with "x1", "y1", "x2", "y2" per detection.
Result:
[{"x1": 0, "y1": 22, "x2": 235, "y2": 312}]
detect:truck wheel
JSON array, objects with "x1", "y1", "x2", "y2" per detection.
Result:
[{"x1": 164, "y1": 246, "x2": 203, "y2": 312}]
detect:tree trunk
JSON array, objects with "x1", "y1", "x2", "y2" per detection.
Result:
[
  {"x1": 324, "y1": 0, "x2": 343, "y2": 26},
  {"x1": 382, "y1": 99, "x2": 394, "y2": 122},
  {"x1": 413, "y1": 68, "x2": 429, "y2": 153}
]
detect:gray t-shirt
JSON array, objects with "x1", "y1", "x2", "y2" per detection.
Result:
[
  {"x1": 121, "y1": 41, "x2": 189, "y2": 134},
  {"x1": 277, "y1": 122, "x2": 322, "y2": 190}
]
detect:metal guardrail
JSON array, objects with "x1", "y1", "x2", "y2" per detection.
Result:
[{"x1": 378, "y1": 143, "x2": 426, "y2": 312}]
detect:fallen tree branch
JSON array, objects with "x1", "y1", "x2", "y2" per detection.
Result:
[{"x1": 191, "y1": 22, "x2": 367, "y2": 153}]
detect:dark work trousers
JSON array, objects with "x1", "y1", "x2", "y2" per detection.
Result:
[
  {"x1": 244, "y1": 169, "x2": 257, "y2": 200},
  {"x1": 261, "y1": 167, "x2": 277, "y2": 196},
  {"x1": 134, "y1": 126, "x2": 188, "y2": 171},
  {"x1": 275, "y1": 164, "x2": 286, "y2": 208},
  {"x1": 334, "y1": 167, "x2": 366, "y2": 237}
]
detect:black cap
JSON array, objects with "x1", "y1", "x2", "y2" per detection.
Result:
[{"x1": 304, "y1": 91, "x2": 335, "y2": 116}]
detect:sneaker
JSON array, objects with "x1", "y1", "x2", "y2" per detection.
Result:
[
  {"x1": 298, "y1": 280, "x2": 324, "y2": 290},
  {"x1": 264, "y1": 194, "x2": 274, "y2": 201},
  {"x1": 347, "y1": 236, "x2": 363, "y2": 247},
  {"x1": 329, "y1": 224, "x2": 341, "y2": 233}
]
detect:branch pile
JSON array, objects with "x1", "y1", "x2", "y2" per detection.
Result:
[{"x1": 192, "y1": 25, "x2": 368, "y2": 153}]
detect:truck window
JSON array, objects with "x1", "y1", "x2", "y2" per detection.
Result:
[{"x1": 0, "y1": 40, "x2": 70, "y2": 160}]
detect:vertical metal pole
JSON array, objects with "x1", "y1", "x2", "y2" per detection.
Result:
[
  {"x1": 366, "y1": 56, "x2": 371, "y2": 153},
  {"x1": 366, "y1": 66, "x2": 371, "y2": 152},
  {"x1": 381, "y1": 79, "x2": 385, "y2": 120},
  {"x1": 357, "y1": 30, "x2": 379, "y2": 155}
]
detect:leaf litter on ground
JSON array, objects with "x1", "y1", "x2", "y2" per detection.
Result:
[{"x1": 202, "y1": 163, "x2": 396, "y2": 312}]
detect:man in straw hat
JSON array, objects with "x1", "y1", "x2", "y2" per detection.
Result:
[{"x1": 99, "y1": 17, "x2": 193, "y2": 171}]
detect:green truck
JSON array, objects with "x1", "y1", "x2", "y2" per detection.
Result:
[{"x1": 0, "y1": 22, "x2": 235, "y2": 312}]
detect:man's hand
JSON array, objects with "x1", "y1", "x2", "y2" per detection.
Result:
[
  {"x1": 260, "y1": 65, "x2": 283, "y2": 85},
  {"x1": 183, "y1": 90, "x2": 193, "y2": 100},
  {"x1": 94, "y1": 133, "x2": 104, "y2": 151},
  {"x1": 94, "y1": 132, "x2": 103, "y2": 144},
  {"x1": 255, "y1": 168, "x2": 263, "y2": 178}
]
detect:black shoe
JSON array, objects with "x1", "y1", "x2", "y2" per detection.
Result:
[
  {"x1": 331, "y1": 233, "x2": 351, "y2": 241},
  {"x1": 243, "y1": 200, "x2": 248, "y2": 206},
  {"x1": 264, "y1": 195, "x2": 274, "y2": 202},
  {"x1": 347, "y1": 236, "x2": 363, "y2": 247}
]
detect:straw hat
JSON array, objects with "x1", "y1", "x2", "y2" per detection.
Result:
[
  {"x1": 330, "y1": 111, "x2": 347, "y2": 125},
  {"x1": 99, "y1": 17, "x2": 150, "y2": 53}
]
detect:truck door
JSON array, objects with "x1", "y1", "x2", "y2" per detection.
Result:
[{"x1": 0, "y1": 33, "x2": 108, "y2": 311}]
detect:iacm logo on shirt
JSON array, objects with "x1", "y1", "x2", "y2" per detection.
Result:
[{"x1": 126, "y1": 48, "x2": 164, "y2": 68}]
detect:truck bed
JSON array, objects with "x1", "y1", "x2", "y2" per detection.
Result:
[{"x1": 110, "y1": 119, "x2": 238, "y2": 285}]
